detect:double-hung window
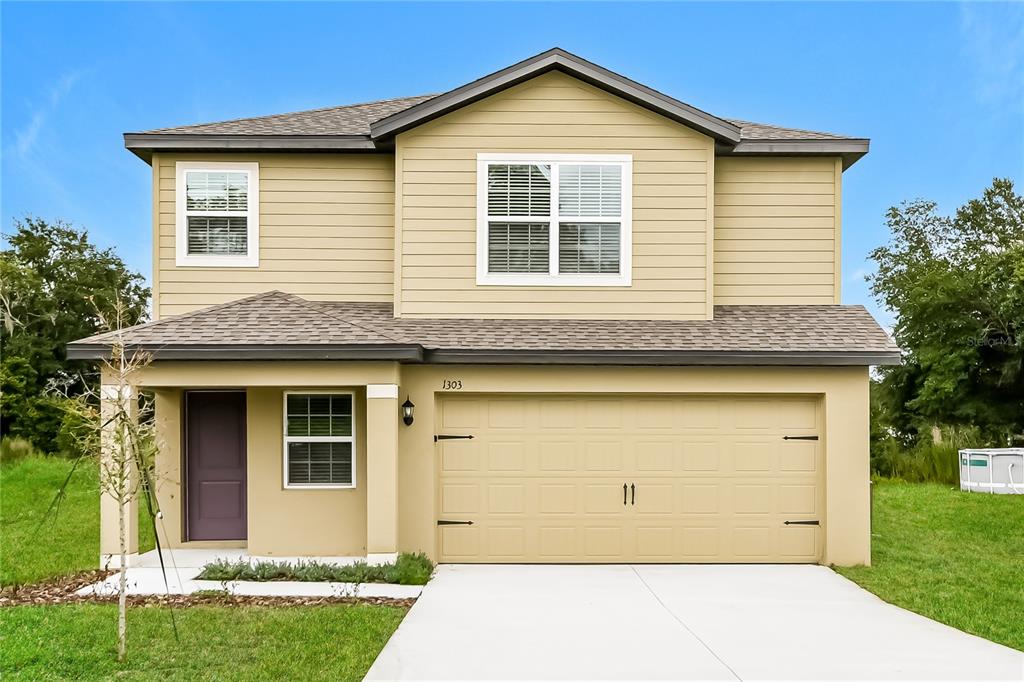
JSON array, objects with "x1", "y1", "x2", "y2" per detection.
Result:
[
  {"x1": 476, "y1": 154, "x2": 631, "y2": 285},
  {"x1": 175, "y1": 161, "x2": 259, "y2": 267},
  {"x1": 283, "y1": 392, "x2": 355, "y2": 489}
]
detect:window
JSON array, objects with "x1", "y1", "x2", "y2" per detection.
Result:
[
  {"x1": 476, "y1": 154, "x2": 632, "y2": 285},
  {"x1": 283, "y1": 392, "x2": 355, "y2": 488},
  {"x1": 175, "y1": 162, "x2": 259, "y2": 267}
]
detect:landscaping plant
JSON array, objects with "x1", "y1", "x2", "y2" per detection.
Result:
[
  {"x1": 54, "y1": 302, "x2": 163, "y2": 662},
  {"x1": 198, "y1": 552, "x2": 434, "y2": 586}
]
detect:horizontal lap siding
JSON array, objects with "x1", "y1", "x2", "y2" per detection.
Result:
[
  {"x1": 154, "y1": 153, "x2": 395, "y2": 318},
  {"x1": 396, "y1": 71, "x2": 712, "y2": 320},
  {"x1": 713, "y1": 157, "x2": 840, "y2": 305}
]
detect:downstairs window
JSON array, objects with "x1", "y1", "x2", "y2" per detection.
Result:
[{"x1": 283, "y1": 392, "x2": 354, "y2": 488}]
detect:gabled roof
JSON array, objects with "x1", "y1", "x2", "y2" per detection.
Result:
[
  {"x1": 124, "y1": 48, "x2": 869, "y2": 168},
  {"x1": 367, "y1": 48, "x2": 741, "y2": 143},
  {"x1": 68, "y1": 291, "x2": 901, "y2": 366}
]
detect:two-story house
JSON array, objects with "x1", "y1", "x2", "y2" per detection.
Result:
[{"x1": 71, "y1": 49, "x2": 898, "y2": 568}]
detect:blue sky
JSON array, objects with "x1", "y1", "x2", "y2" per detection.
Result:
[{"x1": 3, "y1": 2, "x2": 1022, "y2": 324}]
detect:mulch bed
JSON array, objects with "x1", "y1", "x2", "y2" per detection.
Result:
[{"x1": 0, "y1": 571, "x2": 415, "y2": 608}]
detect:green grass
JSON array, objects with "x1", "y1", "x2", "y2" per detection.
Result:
[
  {"x1": 197, "y1": 552, "x2": 434, "y2": 585},
  {"x1": 0, "y1": 602, "x2": 405, "y2": 680},
  {"x1": 837, "y1": 481, "x2": 1024, "y2": 651},
  {"x1": 1, "y1": 456, "x2": 154, "y2": 586},
  {"x1": 1, "y1": 456, "x2": 408, "y2": 678}
]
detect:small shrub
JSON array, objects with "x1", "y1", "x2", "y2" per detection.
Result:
[
  {"x1": 0, "y1": 436, "x2": 38, "y2": 463},
  {"x1": 195, "y1": 552, "x2": 434, "y2": 585},
  {"x1": 388, "y1": 552, "x2": 433, "y2": 585}
]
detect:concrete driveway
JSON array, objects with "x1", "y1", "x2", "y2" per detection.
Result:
[{"x1": 366, "y1": 564, "x2": 1023, "y2": 680}]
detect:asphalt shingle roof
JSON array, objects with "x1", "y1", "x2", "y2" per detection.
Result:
[
  {"x1": 71, "y1": 291, "x2": 899, "y2": 362},
  {"x1": 144, "y1": 95, "x2": 438, "y2": 136},
  {"x1": 140, "y1": 97, "x2": 859, "y2": 143}
]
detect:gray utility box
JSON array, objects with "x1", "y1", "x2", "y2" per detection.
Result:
[{"x1": 959, "y1": 448, "x2": 1024, "y2": 494}]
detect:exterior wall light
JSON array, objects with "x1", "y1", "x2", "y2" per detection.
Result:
[{"x1": 401, "y1": 397, "x2": 415, "y2": 426}]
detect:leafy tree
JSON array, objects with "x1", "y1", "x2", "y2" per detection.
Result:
[
  {"x1": 870, "y1": 178, "x2": 1024, "y2": 443},
  {"x1": 0, "y1": 218, "x2": 149, "y2": 451}
]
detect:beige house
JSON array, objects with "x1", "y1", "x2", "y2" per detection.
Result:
[{"x1": 71, "y1": 49, "x2": 898, "y2": 567}]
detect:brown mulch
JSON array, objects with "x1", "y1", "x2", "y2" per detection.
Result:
[{"x1": 0, "y1": 571, "x2": 415, "y2": 609}]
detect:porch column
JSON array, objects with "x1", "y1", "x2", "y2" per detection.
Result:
[
  {"x1": 366, "y1": 384, "x2": 399, "y2": 564},
  {"x1": 99, "y1": 384, "x2": 139, "y2": 568}
]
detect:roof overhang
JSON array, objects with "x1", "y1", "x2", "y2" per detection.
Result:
[
  {"x1": 66, "y1": 343, "x2": 424, "y2": 362},
  {"x1": 123, "y1": 133, "x2": 380, "y2": 163},
  {"x1": 717, "y1": 138, "x2": 870, "y2": 170},
  {"x1": 369, "y1": 48, "x2": 742, "y2": 144},
  {"x1": 67, "y1": 343, "x2": 900, "y2": 366}
]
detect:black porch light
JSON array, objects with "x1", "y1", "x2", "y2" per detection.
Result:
[{"x1": 401, "y1": 396, "x2": 415, "y2": 426}]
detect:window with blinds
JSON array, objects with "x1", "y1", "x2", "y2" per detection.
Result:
[
  {"x1": 479, "y1": 156, "x2": 630, "y2": 283},
  {"x1": 175, "y1": 162, "x2": 259, "y2": 267},
  {"x1": 284, "y1": 393, "x2": 355, "y2": 487},
  {"x1": 185, "y1": 171, "x2": 249, "y2": 255}
]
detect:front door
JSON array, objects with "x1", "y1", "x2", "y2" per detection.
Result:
[{"x1": 186, "y1": 391, "x2": 247, "y2": 541}]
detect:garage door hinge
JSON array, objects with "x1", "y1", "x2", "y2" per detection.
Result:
[
  {"x1": 784, "y1": 520, "x2": 820, "y2": 525},
  {"x1": 783, "y1": 435, "x2": 819, "y2": 441},
  {"x1": 434, "y1": 434, "x2": 475, "y2": 442},
  {"x1": 437, "y1": 520, "x2": 474, "y2": 526}
]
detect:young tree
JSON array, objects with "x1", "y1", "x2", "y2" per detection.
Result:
[
  {"x1": 870, "y1": 178, "x2": 1024, "y2": 442},
  {"x1": 58, "y1": 302, "x2": 160, "y2": 662},
  {"x1": 1, "y1": 217, "x2": 149, "y2": 451}
]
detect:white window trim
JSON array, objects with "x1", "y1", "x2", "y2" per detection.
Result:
[
  {"x1": 282, "y1": 390, "x2": 356, "y2": 490},
  {"x1": 476, "y1": 153, "x2": 632, "y2": 286},
  {"x1": 175, "y1": 161, "x2": 260, "y2": 267}
]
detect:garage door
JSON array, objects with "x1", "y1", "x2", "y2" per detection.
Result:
[{"x1": 436, "y1": 395, "x2": 824, "y2": 563}]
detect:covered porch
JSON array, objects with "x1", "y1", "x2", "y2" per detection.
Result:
[{"x1": 100, "y1": 361, "x2": 406, "y2": 568}]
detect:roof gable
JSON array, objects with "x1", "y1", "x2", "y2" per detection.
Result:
[
  {"x1": 123, "y1": 48, "x2": 868, "y2": 167},
  {"x1": 369, "y1": 48, "x2": 741, "y2": 144}
]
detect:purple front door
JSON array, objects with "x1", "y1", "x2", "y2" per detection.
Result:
[{"x1": 185, "y1": 391, "x2": 247, "y2": 541}]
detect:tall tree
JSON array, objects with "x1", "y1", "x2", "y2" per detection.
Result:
[
  {"x1": 870, "y1": 178, "x2": 1024, "y2": 441},
  {"x1": 0, "y1": 218, "x2": 149, "y2": 451}
]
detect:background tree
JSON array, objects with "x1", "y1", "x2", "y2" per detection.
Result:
[
  {"x1": 870, "y1": 178, "x2": 1024, "y2": 444},
  {"x1": 0, "y1": 218, "x2": 149, "y2": 452}
]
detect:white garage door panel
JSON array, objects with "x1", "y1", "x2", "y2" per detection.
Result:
[{"x1": 437, "y1": 395, "x2": 824, "y2": 563}]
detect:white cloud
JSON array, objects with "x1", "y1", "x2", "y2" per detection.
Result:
[
  {"x1": 11, "y1": 70, "x2": 83, "y2": 158},
  {"x1": 959, "y1": 2, "x2": 1024, "y2": 107}
]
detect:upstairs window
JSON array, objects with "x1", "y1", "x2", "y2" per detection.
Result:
[
  {"x1": 477, "y1": 154, "x2": 631, "y2": 286},
  {"x1": 175, "y1": 162, "x2": 259, "y2": 267}
]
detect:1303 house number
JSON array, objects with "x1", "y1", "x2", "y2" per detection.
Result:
[{"x1": 441, "y1": 379, "x2": 463, "y2": 390}]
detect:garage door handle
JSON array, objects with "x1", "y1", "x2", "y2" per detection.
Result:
[
  {"x1": 784, "y1": 520, "x2": 820, "y2": 525},
  {"x1": 623, "y1": 483, "x2": 628, "y2": 506},
  {"x1": 631, "y1": 483, "x2": 635, "y2": 505}
]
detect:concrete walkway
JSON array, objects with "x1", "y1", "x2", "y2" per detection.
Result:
[
  {"x1": 77, "y1": 549, "x2": 422, "y2": 599},
  {"x1": 366, "y1": 564, "x2": 1023, "y2": 680}
]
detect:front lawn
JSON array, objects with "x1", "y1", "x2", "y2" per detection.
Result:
[
  {"x1": 0, "y1": 602, "x2": 404, "y2": 680},
  {"x1": 837, "y1": 481, "x2": 1024, "y2": 651},
  {"x1": 1, "y1": 456, "x2": 154, "y2": 586},
  {"x1": 1, "y1": 455, "x2": 408, "y2": 679}
]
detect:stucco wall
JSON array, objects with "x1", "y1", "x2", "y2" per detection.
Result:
[
  {"x1": 133, "y1": 362, "x2": 870, "y2": 566},
  {"x1": 395, "y1": 364, "x2": 870, "y2": 567},
  {"x1": 149, "y1": 385, "x2": 369, "y2": 556}
]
